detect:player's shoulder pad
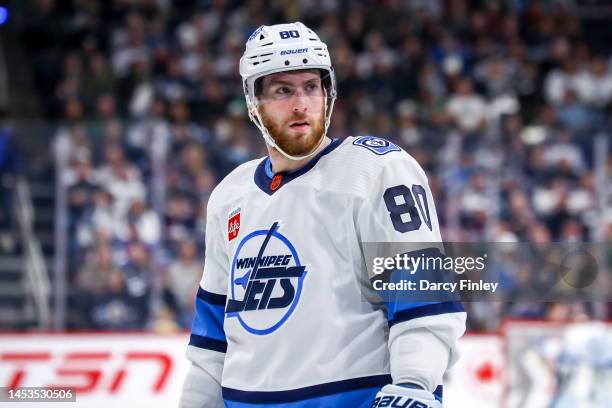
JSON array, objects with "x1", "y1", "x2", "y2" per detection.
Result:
[
  {"x1": 208, "y1": 157, "x2": 262, "y2": 211},
  {"x1": 344, "y1": 135, "x2": 429, "y2": 184},
  {"x1": 351, "y1": 135, "x2": 402, "y2": 156}
]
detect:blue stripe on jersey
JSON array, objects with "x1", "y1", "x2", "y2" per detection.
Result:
[
  {"x1": 189, "y1": 287, "x2": 227, "y2": 351},
  {"x1": 189, "y1": 333, "x2": 227, "y2": 353},
  {"x1": 222, "y1": 374, "x2": 391, "y2": 404},
  {"x1": 224, "y1": 387, "x2": 380, "y2": 408},
  {"x1": 223, "y1": 384, "x2": 444, "y2": 407},
  {"x1": 388, "y1": 301, "x2": 464, "y2": 327}
]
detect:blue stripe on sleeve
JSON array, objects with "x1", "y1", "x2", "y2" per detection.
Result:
[
  {"x1": 197, "y1": 287, "x2": 227, "y2": 305},
  {"x1": 388, "y1": 301, "x2": 464, "y2": 327},
  {"x1": 189, "y1": 287, "x2": 227, "y2": 350},
  {"x1": 377, "y1": 247, "x2": 464, "y2": 326}
]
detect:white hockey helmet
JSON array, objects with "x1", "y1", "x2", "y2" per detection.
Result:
[{"x1": 239, "y1": 22, "x2": 337, "y2": 160}]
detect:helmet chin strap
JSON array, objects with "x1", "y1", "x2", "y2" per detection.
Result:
[{"x1": 248, "y1": 97, "x2": 333, "y2": 162}]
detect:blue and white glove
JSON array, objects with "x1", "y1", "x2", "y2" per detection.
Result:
[{"x1": 371, "y1": 384, "x2": 442, "y2": 408}]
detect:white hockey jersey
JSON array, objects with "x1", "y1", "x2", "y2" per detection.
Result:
[{"x1": 181, "y1": 136, "x2": 466, "y2": 408}]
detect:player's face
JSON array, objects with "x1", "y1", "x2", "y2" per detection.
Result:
[{"x1": 257, "y1": 70, "x2": 326, "y2": 156}]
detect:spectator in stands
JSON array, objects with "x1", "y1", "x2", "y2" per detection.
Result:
[
  {"x1": 164, "y1": 192, "x2": 197, "y2": 244},
  {"x1": 164, "y1": 239, "x2": 202, "y2": 328},
  {"x1": 66, "y1": 150, "x2": 97, "y2": 233},
  {"x1": 74, "y1": 187, "x2": 115, "y2": 250},
  {"x1": 167, "y1": 142, "x2": 208, "y2": 195},
  {"x1": 167, "y1": 99, "x2": 210, "y2": 151},
  {"x1": 75, "y1": 240, "x2": 153, "y2": 329},
  {"x1": 119, "y1": 241, "x2": 153, "y2": 324},
  {"x1": 544, "y1": 57, "x2": 590, "y2": 106},
  {"x1": 474, "y1": 53, "x2": 516, "y2": 98},
  {"x1": 447, "y1": 77, "x2": 488, "y2": 134},
  {"x1": 75, "y1": 242, "x2": 119, "y2": 296},
  {"x1": 126, "y1": 96, "x2": 171, "y2": 164},
  {"x1": 115, "y1": 197, "x2": 161, "y2": 247},
  {"x1": 556, "y1": 89, "x2": 596, "y2": 131},
  {"x1": 82, "y1": 53, "x2": 117, "y2": 104},
  {"x1": 542, "y1": 127, "x2": 586, "y2": 179},
  {"x1": 94, "y1": 142, "x2": 145, "y2": 216},
  {"x1": 458, "y1": 171, "x2": 491, "y2": 235},
  {"x1": 582, "y1": 56, "x2": 612, "y2": 109}
]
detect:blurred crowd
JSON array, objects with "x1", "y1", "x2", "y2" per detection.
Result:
[
  {"x1": 15, "y1": 0, "x2": 612, "y2": 330},
  {"x1": 0, "y1": 113, "x2": 21, "y2": 234}
]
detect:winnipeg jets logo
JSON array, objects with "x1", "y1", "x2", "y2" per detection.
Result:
[
  {"x1": 365, "y1": 138, "x2": 386, "y2": 147},
  {"x1": 353, "y1": 136, "x2": 401, "y2": 155},
  {"x1": 226, "y1": 222, "x2": 307, "y2": 335}
]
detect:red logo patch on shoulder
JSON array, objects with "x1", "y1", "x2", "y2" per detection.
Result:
[{"x1": 228, "y1": 210, "x2": 241, "y2": 241}]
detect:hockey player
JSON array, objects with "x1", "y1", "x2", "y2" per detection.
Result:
[{"x1": 180, "y1": 22, "x2": 466, "y2": 408}]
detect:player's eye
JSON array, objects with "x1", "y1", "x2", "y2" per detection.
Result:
[
  {"x1": 276, "y1": 86, "x2": 292, "y2": 95},
  {"x1": 304, "y1": 82, "x2": 322, "y2": 95}
]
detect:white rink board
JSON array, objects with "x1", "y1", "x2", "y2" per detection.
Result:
[
  {"x1": 0, "y1": 333, "x2": 502, "y2": 407},
  {"x1": 0, "y1": 333, "x2": 191, "y2": 408},
  {"x1": 445, "y1": 334, "x2": 504, "y2": 408}
]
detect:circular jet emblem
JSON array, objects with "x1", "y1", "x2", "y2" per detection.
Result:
[
  {"x1": 352, "y1": 136, "x2": 401, "y2": 155},
  {"x1": 227, "y1": 222, "x2": 307, "y2": 335},
  {"x1": 364, "y1": 138, "x2": 388, "y2": 147}
]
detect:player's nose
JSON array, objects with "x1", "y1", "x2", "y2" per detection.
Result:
[
  {"x1": 292, "y1": 104, "x2": 307, "y2": 114},
  {"x1": 292, "y1": 101, "x2": 307, "y2": 113},
  {"x1": 291, "y1": 89, "x2": 308, "y2": 113}
]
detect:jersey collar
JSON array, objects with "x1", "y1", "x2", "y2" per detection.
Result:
[{"x1": 254, "y1": 138, "x2": 342, "y2": 195}]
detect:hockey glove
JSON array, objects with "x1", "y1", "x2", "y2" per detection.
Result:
[{"x1": 371, "y1": 384, "x2": 442, "y2": 408}]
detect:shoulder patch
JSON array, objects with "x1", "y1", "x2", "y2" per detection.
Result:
[{"x1": 352, "y1": 136, "x2": 401, "y2": 155}]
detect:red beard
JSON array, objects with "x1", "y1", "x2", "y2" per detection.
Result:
[{"x1": 260, "y1": 108, "x2": 326, "y2": 156}]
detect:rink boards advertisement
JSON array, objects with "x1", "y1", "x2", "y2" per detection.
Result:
[
  {"x1": 0, "y1": 323, "x2": 610, "y2": 407},
  {"x1": 0, "y1": 333, "x2": 190, "y2": 408}
]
